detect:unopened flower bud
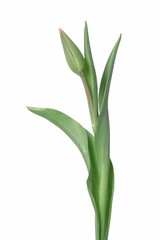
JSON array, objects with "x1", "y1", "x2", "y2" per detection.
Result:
[{"x1": 59, "y1": 29, "x2": 85, "y2": 76}]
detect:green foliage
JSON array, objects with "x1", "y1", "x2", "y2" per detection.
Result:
[
  {"x1": 27, "y1": 23, "x2": 121, "y2": 240},
  {"x1": 99, "y1": 34, "x2": 121, "y2": 112},
  {"x1": 84, "y1": 22, "x2": 98, "y2": 122},
  {"x1": 27, "y1": 107, "x2": 92, "y2": 171}
]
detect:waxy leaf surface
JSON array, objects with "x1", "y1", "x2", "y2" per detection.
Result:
[
  {"x1": 84, "y1": 22, "x2": 98, "y2": 118},
  {"x1": 27, "y1": 106, "x2": 101, "y2": 239},
  {"x1": 99, "y1": 34, "x2": 121, "y2": 112},
  {"x1": 93, "y1": 34, "x2": 121, "y2": 240},
  {"x1": 27, "y1": 107, "x2": 92, "y2": 171}
]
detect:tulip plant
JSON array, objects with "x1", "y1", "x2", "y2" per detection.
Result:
[{"x1": 27, "y1": 22, "x2": 121, "y2": 240}]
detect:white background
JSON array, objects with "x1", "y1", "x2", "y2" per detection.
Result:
[{"x1": 0, "y1": 0, "x2": 160, "y2": 239}]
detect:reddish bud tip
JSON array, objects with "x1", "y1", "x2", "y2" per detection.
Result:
[{"x1": 58, "y1": 28, "x2": 63, "y2": 33}]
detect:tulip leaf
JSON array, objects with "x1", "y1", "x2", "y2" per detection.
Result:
[
  {"x1": 27, "y1": 107, "x2": 92, "y2": 171},
  {"x1": 84, "y1": 22, "x2": 98, "y2": 118},
  {"x1": 88, "y1": 122, "x2": 115, "y2": 240},
  {"x1": 86, "y1": 133, "x2": 101, "y2": 240},
  {"x1": 99, "y1": 34, "x2": 121, "y2": 112},
  {"x1": 27, "y1": 106, "x2": 102, "y2": 238},
  {"x1": 93, "y1": 34, "x2": 121, "y2": 240},
  {"x1": 94, "y1": 110, "x2": 114, "y2": 240}
]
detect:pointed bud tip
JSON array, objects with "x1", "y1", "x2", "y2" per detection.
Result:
[{"x1": 59, "y1": 28, "x2": 63, "y2": 34}]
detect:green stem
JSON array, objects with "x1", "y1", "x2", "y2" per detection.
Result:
[{"x1": 80, "y1": 74, "x2": 97, "y2": 133}]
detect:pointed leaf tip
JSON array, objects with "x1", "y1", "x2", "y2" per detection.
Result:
[
  {"x1": 27, "y1": 106, "x2": 33, "y2": 111},
  {"x1": 27, "y1": 106, "x2": 44, "y2": 113},
  {"x1": 27, "y1": 106, "x2": 36, "y2": 111},
  {"x1": 27, "y1": 107, "x2": 92, "y2": 171},
  {"x1": 84, "y1": 22, "x2": 98, "y2": 123},
  {"x1": 99, "y1": 34, "x2": 122, "y2": 112}
]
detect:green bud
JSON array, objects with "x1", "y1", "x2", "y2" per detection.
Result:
[{"x1": 59, "y1": 29, "x2": 85, "y2": 76}]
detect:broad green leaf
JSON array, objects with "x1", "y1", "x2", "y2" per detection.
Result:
[
  {"x1": 96, "y1": 34, "x2": 121, "y2": 171},
  {"x1": 99, "y1": 160, "x2": 114, "y2": 240},
  {"x1": 84, "y1": 21, "x2": 98, "y2": 119},
  {"x1": 87, "y1": 128, "x2": 114, "y2": 240},
  {"x1": 27, "y1": 107, "x2": 92, "y2": 171},
  {"x1": 86, "y1": 133, "x2": 100, "y2": 240},
  {"x1": 88, "y1": 124, "x2": 114, "y2": 240},
  {"x1": 93, "y1": 35, "x2": 121, "y2": 240},
  {"x1": 99, "y1": 34, "x2": 121, "y2": 112},
  {"x1": 104, "y1": 160, "x2": 114, "y2": 240},
  {"x1": 94, "y1": 108, "x2": 112, "y2": 240},
  {"x1": 90, "y1": 159, "x2": 114, "y2": 240},
  {"x1": 27, "y1": 106, "x2": 101, "y2": 239}
]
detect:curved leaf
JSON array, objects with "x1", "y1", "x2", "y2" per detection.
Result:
[
  {"x1": 99, "y1": 34, "x2": 121, "y2": 112},
  {"x1": 27, "y1": 106, "x2": 103, "y2": 239},
  {"x1": 27, "y1": 106, "x2": 101, "y2": 238},
  {"x1": 27, "y1": 107, "x2": 92, "y2": 171}
]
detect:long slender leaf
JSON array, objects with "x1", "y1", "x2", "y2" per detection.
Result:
[
  {"x1": 93, "y1": 34, "x2": 121, "y2": 240},
  {"x1": 27, "y1": 106, "x2": 101, "y2": 239},
  {"x1": 27, "y1": 107, "x2": 92, "y2": 171},
  {"x1": 84, "y1": 22, "x2": 98, "y2": 119},
  {"x1": 94, "y1": 112, "x2": 111, "y2": 240},
  {"x1": 94, "y1": 112, "x2": 115, "y2": 240},
  {"x1": 99, "y1": 34, "x2": 121, "y2": 112}
]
